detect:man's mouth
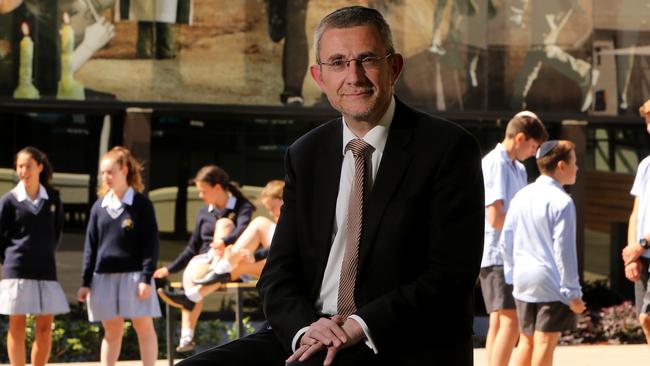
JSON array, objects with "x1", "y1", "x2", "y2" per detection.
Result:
[{"x1": 342, "y1": 89, "x2": 373, "y2": 97}]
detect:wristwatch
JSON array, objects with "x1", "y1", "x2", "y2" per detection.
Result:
[{"x1": 640, "y1": 238, "x2": 650, "y2": 249}]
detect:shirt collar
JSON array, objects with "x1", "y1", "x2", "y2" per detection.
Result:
[
  {"x1": 209, "y1": 193, "x2": 236, "y2": 212},
  {"x1": 101, "y1": 187, "x2": 135, "y2": 209},
  {"x1": 495, "y1": 143, "x2": 516, "y2": 163},
  {"x1": 225, "y1": 194, "x2": 237, "y2": 209},
  {"x1": 536, "y1": 174, "x2": 563, "y2": 189},
  {"x1": 12, "y1": 181, "x2": 49, "y2": 203},
  {"x1": 341, "y1": 96, "x2": 395, "y2": 156}
]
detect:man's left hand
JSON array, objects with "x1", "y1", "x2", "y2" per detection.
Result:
[
  {"x1": 622, "y1": 243, "x2": 645, "y2": 265},
  {"x1": 285, "y1": 316, "x2": 366, "y2": 365}
]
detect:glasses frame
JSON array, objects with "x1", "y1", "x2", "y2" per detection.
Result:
[{"x1": 318, "y1": 53, "x2": 393, "y2": 73}]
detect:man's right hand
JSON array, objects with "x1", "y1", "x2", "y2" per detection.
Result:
[
  {"x1": 286, "y1": 316, "x2": 348, "y2": 364},
  {"x1": 153, "y1": 267, "x2": 169, "y2": 278}
]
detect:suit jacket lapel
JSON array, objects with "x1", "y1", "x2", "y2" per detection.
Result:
[
  {"x1": 311, "y1": 120, "x2": 344, "y2": 276},
  {"x1": 359, "y1": 101, "x2": 414, "y2": 269}
]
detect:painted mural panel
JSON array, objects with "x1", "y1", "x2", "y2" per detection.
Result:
[{"x1": 0, "y1": 0, "x2": 648, "y2": 113}]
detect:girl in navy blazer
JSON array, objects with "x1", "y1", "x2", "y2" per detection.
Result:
[
  {"x1": 77, "y1": 146, "x2": 160, "y2": 366},
  {"x1": 0, "y1": 147, "x2": 68, "y2": 366}
]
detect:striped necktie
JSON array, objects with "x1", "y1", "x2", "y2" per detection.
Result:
[{"x1": 338, "y1": 138, "x2": 374, "y2": 318}]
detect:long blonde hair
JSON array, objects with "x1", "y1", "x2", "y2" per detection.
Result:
[{"x1": 98, "y1": 146, "x2": 144, "y2": 197}]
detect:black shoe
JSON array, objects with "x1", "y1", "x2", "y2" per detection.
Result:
[
  {"x1": 157, "y1": 288, "x2": 196, "y2": 311},
  {"x1": 193, "y1": 271, "x2": 232, "y2": 286}
]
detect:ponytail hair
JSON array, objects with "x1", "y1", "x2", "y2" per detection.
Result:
[
  {"x1": 16, "y1": 146, "x2": 53, "y2": 189},
  {"x1": 194, "y1": 165, "x2": 255, "y2": 210},
  {"x1": 98, "y1": 146, "x2": 145, "y2": 196}
]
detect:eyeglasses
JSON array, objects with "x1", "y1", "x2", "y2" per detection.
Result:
[{"x1": 318, "y1": 53, "x2": 392, "y2": 73}]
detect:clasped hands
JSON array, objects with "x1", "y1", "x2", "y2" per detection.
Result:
[
  {"x1": 286, "y1": 315, "x2": 365, "y2": 365},
  {"x1": 622, "y1": 242, "x2": 645, "y2": 282}
]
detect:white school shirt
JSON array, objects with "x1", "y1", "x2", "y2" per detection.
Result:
[
  {"x1": 101, "y1": 187, "x2": 135, "y2": 219},
  {"x1": 631, "y1": 155, "x2": 650, "y2": 259},
  {"x1": 480, "y1": 143, "x2": 527, "y2": 267},
  {"x1": 500, "y1": 175, "x2": 582, "y2": 304},
  {"x1": 291, "y1": 96, "x2": 395, "y2": 353},
  {"x1": 12, "y1": 181, "x2": 48, "y2": 207}
]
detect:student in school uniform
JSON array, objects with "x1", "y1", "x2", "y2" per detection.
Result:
[
  {"x1": 621, "y1": 99, "x2": 650, "y2": 346},
  {"x1": 153, "y1": 165, "x2": 254, "y2": 353},
  {"x1": 500, "y1": 140, "x2": 586, "y2": 366},
  {"x1": 0, "y1": 147, "x2": 69, "y2": 366},
  {"x1": 192, "y1": 179, "x2": 284, "y2": 285},
  {"x1": 158, "y1": 179, "x2": 285, "y2": 322},
  {"x1": 77, "y1": 146, "x2": 160, "y2": 366},
  {"x1": 480, "y1": 111, "x2": 547, "y2": 366}
]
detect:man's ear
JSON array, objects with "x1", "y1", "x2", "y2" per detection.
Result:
[
  {"x1": 389, "y1": 53, "x2": 405, "y2": 86},
  {"x1": 310, "y1": 64, "x2": 326, "y2": 91}
]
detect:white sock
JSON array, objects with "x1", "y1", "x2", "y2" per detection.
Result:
[
  {"x1": 186, "y1": 287, "x2": 203, "y2": 303},
  {"x1": 213, "y1": 259, "x2": 233, "y2": 274},
  {"x1": 181, "y1": 328, "x2": 194, "y2": 340}
]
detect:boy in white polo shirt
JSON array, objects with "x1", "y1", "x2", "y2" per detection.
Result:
[
  {"x1": 480, "y1": 111, "x2": 547, "y2": 366},
  {"x1": 622, "y1": 99, "x2": 650, "y2": 346}
]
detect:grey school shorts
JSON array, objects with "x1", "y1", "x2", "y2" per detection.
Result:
[
  {"x1": 515, "y1": 299, "x2": 576, "y2": 336},
  {"x1": 479, "y1": 265, "x2": 516, "y2": 313},
  {"x1": 634, "y1": 257, "x2": 650, "y2": 316}
]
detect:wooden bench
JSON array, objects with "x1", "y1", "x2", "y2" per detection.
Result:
[{"x1": 164, "y1": 280, "x2": 259, "y2": 365}]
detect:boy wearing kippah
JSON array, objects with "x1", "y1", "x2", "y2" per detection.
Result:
[
  {"x1": 621, "y1": 99, "x2": 650, "y2": 346},
  {"x1": 501, "y1": 140, "x2": 586, "y2": 366},
  {"x1": 480, "y1": 111, "x2": 547, "y2": 366}
]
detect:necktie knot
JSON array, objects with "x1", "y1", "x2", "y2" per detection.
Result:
[{"x1": 346, "y1": 138, "x2": 374, "y2": 158}]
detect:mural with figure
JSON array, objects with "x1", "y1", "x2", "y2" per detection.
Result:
[
  {"x1": 0, "y1": 0, "x2": 114, "y2": 99},
  {"x1": 0, "y1": 0, "x2": 649, "y2": 114},
  {"x1": 592, "y1": 0, "x2": 650, "y2": 115},
  {"x1": 508, "y1": 0, "x2": 596, "y2": 112}
]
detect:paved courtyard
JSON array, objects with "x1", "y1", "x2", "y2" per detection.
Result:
[
  {"x1": 0, "y1": 344, "x2": 647, "y2": 366},
  {"x1": 473, "y1": 344, "x2": 648, "y2": 366}
]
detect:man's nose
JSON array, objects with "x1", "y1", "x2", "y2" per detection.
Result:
[{"x1": 345, "y1": 59, "x2": 366, "y2": 81}]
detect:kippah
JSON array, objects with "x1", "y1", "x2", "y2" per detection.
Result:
[
  {"x1": 515, "y1": 110, "x2": 539, "y2": 120},
  {"x1": 536, "y1": 140, "x2": 559, "y2": 159}
]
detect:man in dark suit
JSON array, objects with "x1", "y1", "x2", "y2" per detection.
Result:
[{"x1": 177, "y1": 6, "x2": 484, "y2": 366}]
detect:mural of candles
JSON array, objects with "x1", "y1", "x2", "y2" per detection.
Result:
[
  {"x1": 13, "y1": 22, "x2": 40, "y2": 99},
  {"x1": 57, "y1": 12, "x2": 84, "y2": 100}
]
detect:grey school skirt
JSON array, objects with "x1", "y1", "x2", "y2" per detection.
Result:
[
  {"x1": 0, "y1": 279, "x2": 70, "y2": 315},
  {"x1": 87, "y1": 272, "x2": 162, "y2": 322}
]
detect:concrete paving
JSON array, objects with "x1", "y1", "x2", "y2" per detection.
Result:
[
  {"x1": 0, "y1": 344, "x2": 646, "y2": 366},
  {"x1": 474, "y1": 344, "x2": 649, "y2": 366}
]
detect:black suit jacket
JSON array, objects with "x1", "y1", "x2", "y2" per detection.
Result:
[{"x1": 258, "y1": 98, "x2": 484, "y2": 365}]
